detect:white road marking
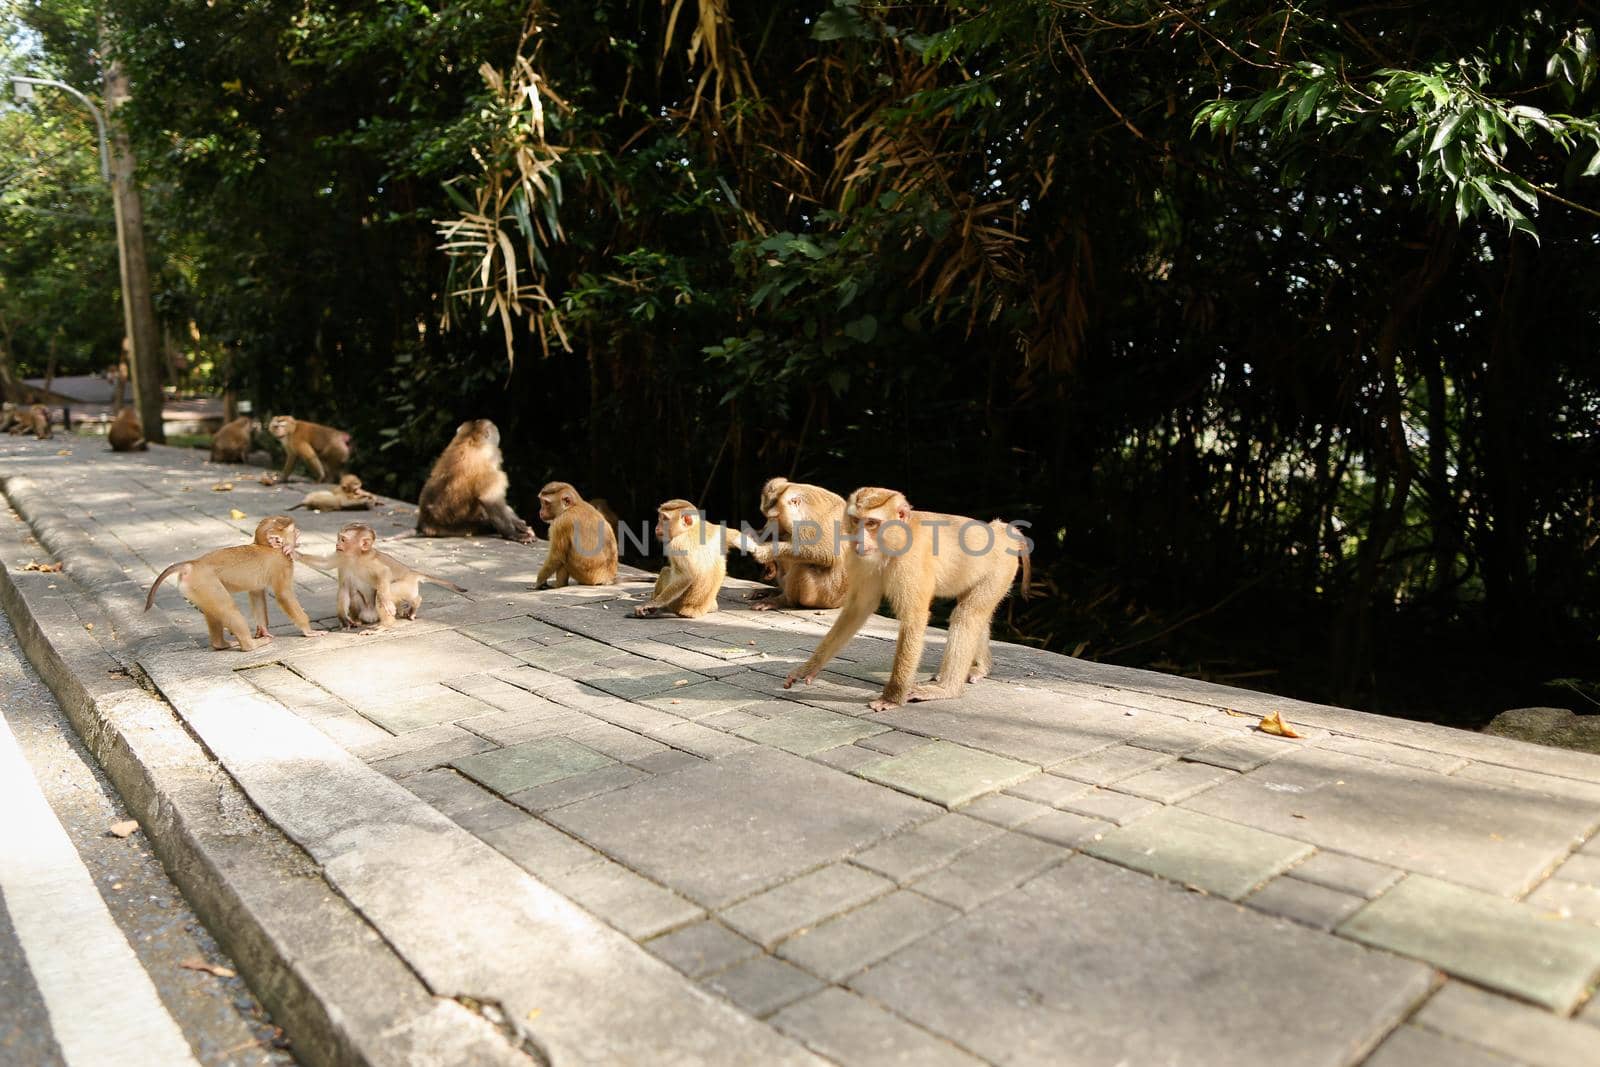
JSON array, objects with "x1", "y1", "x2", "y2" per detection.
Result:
[{"x1": 0, "y1": 712, "x2": 201, "y2": 1067}]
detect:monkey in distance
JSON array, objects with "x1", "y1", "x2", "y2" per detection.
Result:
[
  {"x1": 785, "y1": 487, "x2": 1030, "y2": 711},
  {"x1": 746, "y1": 477, "x2": 849, "y2": 611},
  {"x1": 268, "y1": 415, "x2": 352, "y2": 483},
  {"x1": 535, "y1": 481, "x2": 618, "y2": 587},
  {"x1": 633, "y1": 499, "x2": 750, "y2": 619},
  {"x1": 210, "y1": 416, "x2": 260, "y2": 463},
  {"x1": 299, "y1": 521, "x2": 466, "y2": 628},
  {"x1": 108, "y1": 407, "x2": 148, "y2": 452},
  {"x1": 0, "y1": 402, "x2": 16, "y2": 433},
  {"x1": 145, "y1": 515, "x2": 322, "y2": 652},
  {"x1": 11, "y1": 404, "x2": 52, "y2": 439},
  {"x1": 415, "y1": 419, "x2": 536, "y2": 543},
  {"x1": 288, "y1": 474, "x2": 376, "y2": 512}
]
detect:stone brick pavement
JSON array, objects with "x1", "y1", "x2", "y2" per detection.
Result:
[{"x1": 5, "y1": 434, "x2": 1600, "y2": 1066}]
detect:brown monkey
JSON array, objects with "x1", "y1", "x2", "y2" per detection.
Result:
[
  {"x1": 21, "y1": 405, "x2": 51, "y2": 439},
  {"x1": 784, "y1": 488, "x2": 1030, "y2": 711},
  {"x1": 0, "y1": 402, "x2": 15, "y2": 433},
  {"x1": 415, "y1": 419, "x2": 536, "y2": 542},
  {"x1": 300, "y1": 522, "x2": 466, "y2": 628},
  {"x1": 107, "y1": 407, "x2": 148, "y2": 452},
  {"x1": 633, "y1": 499, "x2": 749, "y2": 619},
  {"x1": 534, "y1": 481, "x2": 618, "y2": 587},
  {"x1": 746, "y1": 477, "x2": 849, "y2": 612},
  {"x1": 144, "y1": 515, "x2": 321, "y2": 651},
  {"x1": 209, "y1": 416, "x2": 259, "y2": 463},
  {"x1": 288, "y1": 474, "x2": 375, "y2": 512},
  {"x1": 268, "y1": 415, "x2": 352, "y2": 483}
]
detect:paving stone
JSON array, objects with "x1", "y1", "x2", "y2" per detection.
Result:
[
  {"x1": 1017, "y1": 810, "x2": 1113, "y2": 849},
  {"x1": 811, "y1": 745, "x2": 884, "y2": 773},
  {"x1": 506, "y1": 763, "x2": 649, "y2": 813},
  {"x1": 475, "y1": 815, "x2": 604, "y2": 878},
  {"x1": 855, "y1": 731, "x2": 937, "y2": 757},
  {"x1": 644, "y1": 920, "x2": 761, "y2": 979},
  {"x1": 452, "y1": 737, "x2": 615, "y2": 795},
  {"x1": 703, "y1": 956, "x2": 823, "y2": 1018},
  {"x1": 307, "y1": 705, "x2": 402, "y2": 751},
  {"x1": 1364, "y1": 1025, "x2": 1519, "y2": 1067},
  {"x1": 1002, "y1": 773, "x2": 1091, "y2": 808},
  {"x1": 1318, "y1": 734, "x2": 1468, "y2": 774},
  {"x1": 541, "y1": 860, "x2": 704, "y2": 940},
  {"x1": 289, "y1": 629, "x2": 518, "y2": 702},
  {"x1": 956, "y1": 793, "x2": 1050, "y2": 829},
  {"x1": 1176, "y1": 733, "x2": 1297, "y2": 773},
  {"x1": 1056, "y1": 788, "x2": 1161, "y2": 826},
  {"x1": 1413, "y1": 981, "x2": 1600, "y2": 1067},
  {"x1": 582, "y1": 665, "x2": 709, "y2": 701},
  {"x1": 852, "y1": 856, "x2": 1429, "y2": 1067},
  {"x1": 699, "y1": 709, "x2": 768, "y2": 734},
  {"x1": 545, "y1": 748, "x2": 935, "y2": 908},
  {"x1": 1290, "y1": 851, "x2": 1402, "y2": 899},
  {"x1": 627, "y1": 749, "x2": 706, "y2": 775},
  {"x1": 649, "y1": 721, "x2": 758, "y2": 759},
  {"x1": 857, "y1": 741, "x2": 1036, "y2": 807},
  {"x1": 1126, "y1": 719, "x2": 1232, "y2": 755},
  {"x1": 659, "y1": 633, "x2": 768, "y2": 661},
  {"x1": 1556, "y1": 852, "x2": 1600, "y2": 884},
  {"x1": 871, "y1": 697, "x2": 1151, "y2": 767},
  {"x1": 738, "y1": 706, "x2": 889, "y2": 756},
  {"x1": 1085, "y1": 807, "x2": 1312, "y2": 899},
  {"x1": 240, "y1": 663, "x2": 331, "y2": 705},
  {"x1": 639, "y1": 679, "x2": 769, "y2": 720},
  {"x1": 364, "y1": 725, "x2": 497, "y2": 777},
  {"x1": 721, "y1": 864, "x2": 897, "y2": 948},
  {"x1": 512, "y1": 638, "x2": 619, "y2": 672},
  {"x1": 1525, "y1": 879, "x2": 1600, "y2": 924},
  {"x1": 777, "y1": 891, "x2": 958, "y2": 982},
  {"x1": 462, "y1": 615, "x2": 567, "y2": 646},
  {"x1": 564, "y1": 720, "x2": 669, "y2": 762},
  {"x1": 584, "y1": 700, "x2": 688, "y2": 736},
  {"x1": 1245, "y1": 876, "x2": 1366, "y2": 931},
  {"x1": 854, "y1": 813, "x2": 1003, "y2": 884},
  {"x1": 1451, "y1": 762, "x2": 1600, "y2": 807},
  {"x1": 456, "y1": 707, "x2": 594, "y2": 747},
  {"x1": 770, "y1": 987, "x2": 985, "y2": 1067},
  {"x1": 402, "y1": 767, "x2": 508, "y2": 818},
  {"x1": 913, "y1": 833, "x2": 1066, "y2": 911},
  {"x1": 1053, "y1": 744, "x2": 1175, "y2": 785},
  {"x1": 1339, "y1": 874, "x2": 1600, "y2": 1011},
  {"x1": 1111, "y1": 760, "x2": 1237, "y2": 803}
]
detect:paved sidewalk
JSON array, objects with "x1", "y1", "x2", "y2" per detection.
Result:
[{"x1": 4, "y1": 435, "x2": 1600, "y2": 1067}]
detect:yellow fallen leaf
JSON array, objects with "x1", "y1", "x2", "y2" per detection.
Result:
[
  {"x1": 84, "y1": 623, "x2": 93, "y2": 631},
  {"x1": 179, "y1": 959, "x2": 236, "y2": 979},
  {"x1": 211, "y1": 482, "x2": 234, "y2": 492},
  {"x1": 257, "y1": 474, "x2": 277, "y2": 485},
  {"x1": 1223, "y1": 708, "x2": 1249, "y2": 717},
  {"x1": 673, "y1": 679, "x2": 690, "y2": 687},
  {"x1": 56, "y1": 449, "x2": 71, "y2": 456},
  {"x1": 22, "y1": 560, "x2": 62, "y2": 572},
  {"x1": 108, "y1": 820, "x2": 139, "y2": 838},
  {"x1": 229, "y1": 509, "x2": 247, "y2": 520},
  {"x1": 1257, "y1": 711, "x2": 1302, "y2": 738}
]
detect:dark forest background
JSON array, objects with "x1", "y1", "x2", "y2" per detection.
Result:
[{"x1": 4, "y1": 1, "x2": 1598, "y2": 728}]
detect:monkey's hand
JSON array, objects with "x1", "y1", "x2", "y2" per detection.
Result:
[
  {"x1": 633, "y1": 604, "x2": 660, "y2": 618},
  {"x1": 783, "y1": 668, "x2": 817, "y2": 689},
  {"x1": 868, "y1": 697, "x2": 904, "y2": 712},
  {"x1": 749, "y1": 542, "x2": 776, "y2": 565},
  {"x1": 253, "y1": 628, "x2": 275, "y2": 641},
  {"x1": 512, "y1": 521, "x2": 536, "y2": 544}
]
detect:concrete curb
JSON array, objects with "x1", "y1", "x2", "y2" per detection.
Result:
[{"x1": 0, "y1": 488, "x2": 538, "y2": 1066}]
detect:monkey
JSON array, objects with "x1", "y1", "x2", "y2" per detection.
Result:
[
  {"x1": 144, "y1": 515, "x2": 321, "y2": 651},
  {"x1": 268, "y1": 415, "x2": 352, "y2": 483},
  {"x1": 210, "y1": 416, "x2": 260, "y2": 463},
  {"x1": 745, "y1": 477, "x2": 849, "y2": 612},
  {"x1": 784, "y1": 487, "x2": 1031, "y2": 711},
  {"x1": 299, "y1": 522, "x2": 466, "y2": 628},
  {"x1": 589, "y1": 498, "x2": 623, "y2": 538},
  {"x1": 415, "y1": 419, "x2": 536, "y2": 543},
  {"x1": 15, "y1": 405, "x2": 52, "y2": 439},
  {"x1": 0, "y1": 402, "x2": 15, "y2": 433},
  {"x1": 107, "y1": 407, "x2": 148, "y2": 452},
  {"x1": 288, "y1": 473, "x2": 376, "y2": 512},
  {"x1": 633, "y1": 499, "x2": 751, "y2": 619},
  {"x1": 534, "y1": 481, "x2": 618, "y2": 587}
]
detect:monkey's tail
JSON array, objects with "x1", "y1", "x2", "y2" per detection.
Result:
[
  {"x1": 286, "y1": 502, "x2": 306, "y2": 511},
  {"x1": 421, "y1": 574, "x2": 468, "y2": 593},
  {"x1": 1010, "y1": 529, "x2": 1033, "y2": 600},
  {"x1": 146, "y1": 562, "x2": 187, "y2": 612}
]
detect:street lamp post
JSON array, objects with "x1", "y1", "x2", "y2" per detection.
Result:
[{"x1": 11, "y1": 73, "x2": 165, "y2": 442}]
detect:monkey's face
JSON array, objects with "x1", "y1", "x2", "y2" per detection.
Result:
[
  {"x1": 335, "y1": 525, "x2": 375, "y2": 556},
  {"x1": 847, "y1": 497, "x2": 909, "y2": 560},
  {"x1": 268, "y1": 416, "x2": 295, "y2": 440},
  {"x1": 539, "y1": 493, "x2": 561, "y2": 522}
]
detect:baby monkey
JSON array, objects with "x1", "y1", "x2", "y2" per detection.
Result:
[
  {"x1": 747, "y1": 477, "x2": 849, "y2": 611},
  {"x1": 145, "y1": 515, "x2": 320, "y2": 651},
  {"x1": 633, "y1": 499, "x2": 750, "y2": 619},
  {"x1": 301, "y1": 521, "x2": 466, "y2": 629},
  {"x1": 288, "y1": 474, "x2": 376, "y2": 512},
  {"x1": 534, "y1": 481, "x2": 618, "y2": 587}
]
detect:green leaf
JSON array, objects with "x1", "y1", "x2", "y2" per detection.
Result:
[
  {"x1": 842, "y1": 314, "x2": 877, "y2": 343},
  {"x1": 1428, "y1": 111, "x2": 1466, "y2": 155}
]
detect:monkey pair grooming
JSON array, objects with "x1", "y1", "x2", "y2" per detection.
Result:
[
  {"x1": 746, "y1": 478, "x2": 849, "y2": 611},
  {"x1": 785, "y1": 487, "x2": 1030, "y2": 710},
  {"x1": 4, "y1": 404, "x2": 51, "y2": 439},
  {"x1": 298, "y1": 522, "x2": 466, "y2": 628},
  {"x1": 633, "y1": 499, "x2": 752, "y2": 618},
  {"x1": 108, "y1": 407, "x2": 148, "y2": 452},
  {"x1": 269, "y1": 415, "x2": 352, "y2": 483},
  {"x1": 416, "y1": 419, "x2": 537, "y2": 543},
  {"x1": 145, "y1": 515, "x2": 321, "y2": 651},
  {"x1": 535, "y1": 482, "x2": 618, "y2": 587},
  {"x1": 288, "y1": 474, "x2": 376, "y2": 512}
]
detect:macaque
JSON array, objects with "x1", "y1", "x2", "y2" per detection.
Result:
[
  {"x1": 144, "y1": 515, "x2": 320, "y2": 651},
  {"x1": 0, "y1": 403, "x2": 15, "y2": 433},
  {"x1": 415, "y1": 419, "x2": 536, "y2": 543},
  {"x1": 300, "y1": 522, "x2": 466, "y2": 628},
  {"x1": 288, "y1": 474, "x2": 376, "y2": 512},
  {"x1": 108, "y1": 407, "x2": 148, "y2": 452},
  {"x1": 746, "y1": 477, "x2": 849, "y2": 611},
  {"x1": 534, "y1": 481, "x2": 618, "y2": 587},
  {"x1": 633, "y1": 499, "x2": 749, "y2": 619},
  {"x1": 784, "y1": 488, "x2": 1031, "y2": 711},
  {"x1": 268, "y1": 415, "x2": 352, "y2": 483},
  {"x1": 15, "y1": 405, "x2": 52, "y2": 439},
  {"x1": 210, "y1": 416, "x2": 260, "y2": 463}
]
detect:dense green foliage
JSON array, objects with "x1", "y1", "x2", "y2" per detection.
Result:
[{"x1": 4, "y1": 1, "x2": 1598, "y2": 725}]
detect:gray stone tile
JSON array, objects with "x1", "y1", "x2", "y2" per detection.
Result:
[
  {"x1": 1452, "y1": 762, "x2": 1600, "y2": 806},
  {"x1": 462, "y1": 615, "x2": 567, "y2": 646},
  {"x1": 584, "y1": 700, "x2": 687, "y2": 736},
  {"x1": 854, "y1": 813, "x2": 1003, "y2": 884},
  {"x1": 402, "y1": 767, "x2": 505, "y2": 818},
  {"x1": 871, "y1": 697, "x2": 1151, "y2": 767},
  {"x1": 289, "y1": 629, "x2": 518, "y2": 702},
  {"x1": 858, "y1": 741, "x2": 1037, "y2": 807},
  {"x1": 476, "y1": 815, "x2": 604, "y2": 878},
  {"x1": 640, "y1": 679, "x2": 769, "y2": 720},
  {"x1": 1245, "y1": 877, "x2": 1366, "y2": 931},
  {"x1": 703, "y1": 956, "x2": 823, "y2": 1018},
  {"x1": 364, "y1": 725, "x2": 497, "y2": 777},
  {"x1": 1557, "y1": 852, "x2": 1600, "y2": 884},
  {"x1": 1413, "y1": 981, "x2": 1600, "y2": 1067},
  {"x1": 648, "y1": 721, "x2": 757, "y2": 759},
  {"x1": 913, "y1": 833, "x2": 1066, "y2": 911},
  {"x1": 303, "y1": 704, "x2": 399, "y2": 751},
  {"x1": 240, "y1": 663, "x2": 331, "y2": 705},
  {"x1": 770, "y1": 987, "x2": 985, "y2": 1067},
  {"x1": 1339, "y1": 875, "x2": 1600, "y2": 1011},
  {"x1": 545, "y1": 748, "x2": 935, "y2": 908},
  {"x1": 811, "y1": 745, "x2": 884, "y2": 773},
  {"x1": 1112, "y1": 760, "x2": 1237, "y2": 803},
  {"x1": 1187, "y1": 747, "x2": 1600, "y2": 896},
  {"x1": 1085, "y1": 807, "x2": 1312, "y2": 899},
  {"x1": 1183, "y1": 734, "x2": 1299, "y2": 773},
  {"x1": 1018, "y1": 810, "x2": 1113, "y2": 849},
  {"x1": 852, "y1": 857, "x2": 1432, "y2": 1067},
  {"x1": 1318, "y1": 734, "x2": 1468, "y2": 774},
  {"x1": 564, "y1": 720, "x2": 669, "y2": 762},
  {"x1": 644, "y1": 920, "x2": 760, "y2": 979},
  {"x1": 541, "y1": 861, "x2": 703, "y2": 940},
  {"x1": 581, "y1": 665, "x2": 709, "y2": 701},
  {"x1": 506, "y1": 763, "x2": 649, "y2": 813},
  {"x1": 956, "y1": 793, "x2": 1050, "y2": 829},
  {"x1": 738, "y1": 706, "x2": 888, "y2": 755},
  {"x1": 1289, "y1": 851, "x2": 1403, "y2": 899},
  {"x1": 1053, "y1": 744, "x2": 1175, "y2": 785},
  {"x1": 457, "y1": 707, "x2": 594, "y2": 747},
  {"x1": 721, "y1": 864, "x2": 896, "y2": 948},
  {"x1": 1525, "y1": 879, "x2": 1600, "y2": 924},
  {"x1": 855, "y1": 731, "x2": 937, "y2": 757},
  {"x1": 1364, "y1": 1025, "x2": 1519, "y2": 1067},
  {"x1": 1002, "y1": 773, "x2": 1092, "y2": 808},
  {"x1": 777, "y1": 891, "x2": 958, "y2": 982},
  {"x1": 1127, "y1": 719, "x2": 1232, "y2": 756},
  {"x1": 453, "y1": 737, "x2": 614, "y2": 795},
  {"x1": 1057, "y1": 788, "x2": 1161, "y2": 826},
  {"x1": 699, "y1": 709, "x2": 768, "y2": 734},
  {"x1": 512, "y1": 637, "x2": 618, "y2": 672},
  {"x1": 627, "y1": 749, "x2": 706, "y2": 776}
]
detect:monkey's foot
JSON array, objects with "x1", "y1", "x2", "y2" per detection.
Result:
[
  {"x1": 783, "y1": 670, "x2": 817, "y2": 689},
  {"x1": 632, "y1": 606, "x2": 659, "y2": 618},
  {"x1": 907, "y1": 684, "x2": 958, "y2": 703},
  {"x1": 251, "y1": 630, "x2": 275, "y2": 643},
  {"x1": 868, "y1": 698, "x2": 904, "y2": 712},
  {"x1": 302, "y1": 630, "x2": 328, "y2": 638}
]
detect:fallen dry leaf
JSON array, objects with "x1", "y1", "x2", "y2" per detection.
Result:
[
  {"x1": 257, "y1": 474, "x2": 277, "y2": 485},
  {"x1": 22, "y1": 560, "x2": 62, "y2": 572},
  {"x1": 1257, "y1": 710, "x2": 1302, "y2": 738},
  {"x1": 84, "y1": 623, "x2": 93, "y2": 631},
  {"x1": 1223, "y1": 708, "x2": 1249, "y2": 717},
  {"x1": 107, "y1": 820, "x2": 139, "y2": 838},
  {"x1": 673, "y1": 679, "x2": 690, "y2": 687},
  {"x1": 180, "y1": 959, "x2": 236, "y2": 979},
  {"x1": 56, "y1": 449, "x2": 71, "y2": 456},
  {"x1": 229, "y1": 509, "x2": 247, "y2": 520},
  {"x1": 212, "y1": 482, "x2": 234, "y2": 492}
]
